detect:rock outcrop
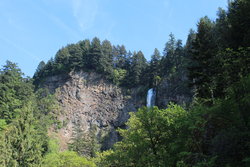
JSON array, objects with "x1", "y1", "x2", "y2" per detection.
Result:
[
  {"x1": 43, "y1": 71, "x2": 143, "y2": 152},
  {"x1": 156, "y1": 72, "x2": 192, "y2": 108}
]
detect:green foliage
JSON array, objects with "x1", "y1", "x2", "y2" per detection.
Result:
[
  {"x1": 0, "y1": 102, "x2": 44, "y2": 167},
  {"x1": 187, "y1": 0, "x2": 250, "y2": 100},
  {"x1": 188, "y1": 16, "x2": 217, "y2": 99},
  {"x1": 0, "y1": 62, "x2": 60, "y2": 167},
  {"x1": 153, "y1": 75, "x2": 161, "y2": 87},
  {"x1": 227, "y1": 0, "x2": 250, "y2": 48},
  {"x1": 69, "y1": 125, "x2": 100, "y2": 157},
  {"x1": 161, "y1": 33, "x2": 176, "y2": 77},
  {"x1": 214, "y1": 47, "x2": 250, "y2": 97},
  {"x1": 97, "y1": 75, "x2": 250, "y2": 167},
  {"x1": 94, "y1": 150, "x2": 114, "y2": 167},
  {"x1": 112, "y1": 45, "x2": 128, "y2": 69},
  {"x1": 44, "y1": 137, "x2": 96, "y2": 167},
  {"x1": 33, "y1": 37, "x2": 147, "y2": 88},
  {"x1": 112, "y1": 68, "x2": 127, "y2": 85},
  {"x1": 148, "y1": 48, "x2": 162, "y2": 87},
  {"x1": 43, "y1": 151, "x2": 96, "y2": 167},
  {"x1": 97, "y1": 104, "x2": 188, "y2": 167},
  {"x1": 100, "y1": 40, "x2": 113, "y2": 77},
  {"x1": 179, "y1": 75, "x2": 250, "y2": 167},
  {"x1": 0, "y1": 61, "x2": 34, "y2": 123},
  {"x1": 89, "y1": 37, "x2": 102, "y2": 71},
  {"x1": 47, "y1": 138, "x2": 60, "y2": 154},
  {"x1": 127, "y1": 51, "x2": 147, "y2": 87},
  {"x1": 33, "y1": 61, "x2": 46, "y2": 81},
  {"x1": 0, "y1": 119, "x2": 7, "y2": 131},
  {"x1": 161, "y1": 33, "x2": 187, "y2": 81}
]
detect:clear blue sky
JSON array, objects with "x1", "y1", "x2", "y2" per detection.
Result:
[{"x1": 0, "y1": 0, "x2": 228, "y2": 77}]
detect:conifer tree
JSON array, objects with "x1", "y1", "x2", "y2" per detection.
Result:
[
  {"x1": 33, "y1": 61, "x2": 46, "y2": 79},
  {"x1": 68, "y1": 44, "x2": 84, "y2": 70},
  {"x1": 0, "y1": 102, "x2": 44, "y2": 167},
  {"x1": 150, "y1": 48, "x2": 161, "y2": 86},
  {"x1": 54, "y1": 47, "x2": 70, "y2": 73},
  {"x1": 188, "y1": 16, "x2": 217, "y2": 99},
  {"x1": 89, "y1": 37, "x2": 102, "y2": 71},
  {"x1": 100, "y1": 40, "x2": 113, "y2": 77},
  {"x1": 161, "y1": 33, "x2": 176, "y2": 77},
  {"x1": 227, "y1": 0, "x2": 250, "y2": 48},
  {"x1": 129, "y1": 51, "x2": 147, "y2": 86},
  {"x1": 78, "y1": 39, "x2": 91, "y2": 70},
  {"x1": 0, "y1": 61, "x2": 33, "y2": 123}
]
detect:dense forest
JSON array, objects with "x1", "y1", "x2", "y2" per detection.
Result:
[{"x1": 1, "y1": 0, "x2": 250, "y2": 166}]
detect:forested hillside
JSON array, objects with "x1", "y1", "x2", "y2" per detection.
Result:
[{"x1": 0, "y1": 0, "x2": 250, "y2": 166}]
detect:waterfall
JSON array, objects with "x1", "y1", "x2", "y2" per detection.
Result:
[{"x1": 147, "y1": 88, "x2": 156, "y2": 107}]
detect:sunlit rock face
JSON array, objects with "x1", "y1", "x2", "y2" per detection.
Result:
[{"x1": 43, "y1": 71, "x2": 143, "y2": 151}]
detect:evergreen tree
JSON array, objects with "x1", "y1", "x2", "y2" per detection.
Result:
[
  {"x1": 214, "y1": 8, "x2": 230, "y2": 49},
  {"x1": 184, "y1": 29, "x2": 196, "y2": 67},
  {"x1": 227, "y1": 0, "x2": 250, "y2": 48},
  {"x1": 33, "y1": 61, "x2": 46, "y2": 79},
  {"x1": 100, "y1": 40, "x2": 113, "y2": 77},
  {"x1": 54, "y1": 47, "x2": 70, "y2": 73},
  {"x1": 0, "y1": 61, "x2": 33, "y2": 123},
  {"x1": 129, "y1": 51, "x2": 147, "y2": 86},
  {"x1": 188, "y1": 16, "x2": 217, "y2": 99},
  {"x1": 185, "y1": 29, "x2": 196, "y2": 53},
  {"x1": 149, "y1": 48, "x2": 161, "y2": 86},
  {"x1": 112, "y1": 45, "x2": 127, "y2": 69},
  {"x1": 120, "y1": 51, "x2": 133, "y2": 87},
  {"x1": 214, "y1": 47, "x2": 250, "y2": 97},
  {"x1": 68, "y1": 44, "x2": 84, "y2": 70},
  {"x1": 78, "y1": 39, "x2": 91, "y2": 70},
  {"x1": 161, "y1": 33, "x2": 176, "y2": 77},
  {"x1": 117, "y1": 45, "x2": 127, "y2": 69},
  {"x1": 112, "y1": 45, "x2": 120, "y2": 68},
  {"x1": 124, "y1": 50, "x2": 133, "y2": 71},
  {"x1": 69, "y1": 125, "x2": 89, "y2": 156},
  {"x1": 174, "y1": 40, "x2": 184, "y2": 72},
  {"x1": 69, "y1": 125, "x2": 99, "y2": 158},
  {"x1": 89, "y1": 37, "x2": 102, "y2": 71},
  {"x1": 0, "y1": 102, "x2": 44, "y2": 167}
]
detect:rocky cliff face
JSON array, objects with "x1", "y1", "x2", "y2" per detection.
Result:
[
  {"x1": 43, "y1": 71, "x2": 143, "y2": 152},
  {"x1": 42, "y1": 70, "x2": 191, "y2": 153},
  {"x1": 156, "y1": 72, "x2": 192, "y2": 108}
]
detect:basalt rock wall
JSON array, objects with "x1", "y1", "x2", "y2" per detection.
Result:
[{"x1": 43, "y1": 71, "x2": 144, "y2": 151}]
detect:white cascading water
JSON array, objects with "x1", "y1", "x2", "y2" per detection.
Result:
[{"x1": 146, "y1": 88, "x2": 156, "y2": 107}]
